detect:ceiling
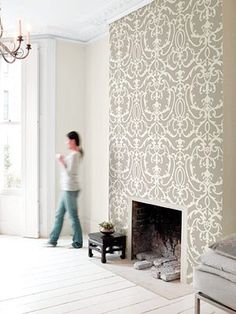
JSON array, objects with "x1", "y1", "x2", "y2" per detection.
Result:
[{"x1": 1, "y1": 0, "x2": 152, "y2": 42}]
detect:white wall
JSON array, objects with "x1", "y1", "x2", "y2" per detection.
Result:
[
  {"x1": 223, "y1": 0, "x2": 236, "y2": 235},
  {"x1": 55, "y1": 40, "x2": 86, "y2": 235},
  {"x1": 42, "y1": 36, "x2": 109, "y2": 237},
  {"x1": 82, "y1": 35, "x2": 110, "y2": 233}
]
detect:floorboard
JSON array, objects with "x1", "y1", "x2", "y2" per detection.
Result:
[{"x1": 0, "y1": 236, "x2": 228, "y2": 314}]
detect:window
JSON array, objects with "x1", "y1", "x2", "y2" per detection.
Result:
[
  {"x1": 2, "y1": 62, "x2": 9, "y2": 75},
  {"x1": 0, "y1": 59, "x2": 22, "y2": 191}
]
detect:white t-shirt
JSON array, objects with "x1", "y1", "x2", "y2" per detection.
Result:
[{"x1": 60, "y1": 151, "x2": 81, "y2": 191}]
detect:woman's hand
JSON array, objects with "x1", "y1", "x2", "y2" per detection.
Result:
[
  {"x1": 58, "y1": 154, "x2": 64, "y2": 163},
  {"x1": 56, "y1": 154, "x2": 66, "y2": 167}
]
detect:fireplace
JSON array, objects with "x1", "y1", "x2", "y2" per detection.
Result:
[{"x1": 127, "y1": 197, "x2": 187, "y2": 283}]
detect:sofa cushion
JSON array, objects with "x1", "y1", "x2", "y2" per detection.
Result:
[{"x1": 210, "y1": 233, "x2": 236, "y2": 259}]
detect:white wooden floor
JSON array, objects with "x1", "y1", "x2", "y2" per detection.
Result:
[{"x1": 0, "y1": 236, "x2": 227, "y2": 314}]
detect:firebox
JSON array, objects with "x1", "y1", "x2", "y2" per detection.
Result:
[{"x1": 132, "y1": 201, "x2": 182, "y2": 260}]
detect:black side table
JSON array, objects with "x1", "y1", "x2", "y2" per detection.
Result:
[{"x1": 88, "y1": 232, "x2": 126, "y2": 263}]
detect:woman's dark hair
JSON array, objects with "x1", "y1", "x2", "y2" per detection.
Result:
[{"x1": 67, "y1": 131, "x2": 84, "y2": 157}]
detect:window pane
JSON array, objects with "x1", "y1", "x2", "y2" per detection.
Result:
[
  {"x1": 0, "y1": 60, "x2": 21, "y2": 122},
  {"x1": 0, "y1": 124, "x2": 22, "y2": 190},
  {"x1": 2, "y1": 62, "x2": 9, "y2": 75}
]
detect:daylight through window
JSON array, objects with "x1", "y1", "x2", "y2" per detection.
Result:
[{"x1": 0, "y1": 59, "x2": 22, "y2": 191}]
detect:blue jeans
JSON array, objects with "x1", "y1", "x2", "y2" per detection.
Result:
[{"x1": 49, "y1": 191, "x2": 83, "y2": 247}]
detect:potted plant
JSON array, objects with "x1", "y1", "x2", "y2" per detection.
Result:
[{"x1": 99, "y1": 221, "x2": 115, "y2": 234}]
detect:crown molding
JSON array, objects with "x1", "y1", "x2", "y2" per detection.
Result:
[
  {"x1": 107, "y1": 0, "x2": 153, "y2": 24},
  {"x1": 31, "y1": 34, "x2": 87, "y2": 45},
  {"x1": 86, "y1": 30, "x2": 109, "y2": 44}
]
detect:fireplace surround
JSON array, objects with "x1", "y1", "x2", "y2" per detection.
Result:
[{"x1": 127, "y1": 197, "x2": 187, "y2": 283}]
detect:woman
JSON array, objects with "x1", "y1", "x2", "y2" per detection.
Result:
[{"x1": 47, "y1": 131, "x2": 83, "y2": 248}]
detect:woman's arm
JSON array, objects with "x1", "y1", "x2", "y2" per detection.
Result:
[
  {"x1": 58, "y1": 154, "x2": 67, "y2": 168},
  {"x1": 59, "y1": 153, "x2": 78, "y2": 176}
]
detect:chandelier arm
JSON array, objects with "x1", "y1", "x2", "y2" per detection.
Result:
[
  {"x1": 0, "y1": 43, "x2": 31, "y2": 62},
  {"x1": 0, "y1": 40, "x2": 16, "y2": 55},
  {"x1": 0, "y1": 18, "x2": 3, "y2": 38},
  {"x1": 0, "y1": 44, "x2": 31, "y2": 62},
  {"x1": 0, "y1": 47, "x2": 16, "y2": 63},
  {"x1": 0, "y1": 39, "x2": 27, "y2": 58},
  {"x1": 14, "y1": 46, "x2": 31, "y2": 60},
  {"x1": 13, "y1": 36, "x2": 24, "y2": 54}
]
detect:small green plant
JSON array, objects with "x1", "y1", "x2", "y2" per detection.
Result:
[{"x1": 99, "y1": 221, "x2": 114, "y2": 230}]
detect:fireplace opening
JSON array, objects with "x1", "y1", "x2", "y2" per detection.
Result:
[{"x1": 132, "y1": 201, "x2": 182, "y2": 281}]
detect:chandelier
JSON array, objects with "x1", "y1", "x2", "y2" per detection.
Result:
[{"x1": 0, "y1": 8, "x2": 31, "y2": 63}]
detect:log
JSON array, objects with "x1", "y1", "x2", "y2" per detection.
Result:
[{"x1": 133, "y1": 260, "x2": 153, "y2": 270}]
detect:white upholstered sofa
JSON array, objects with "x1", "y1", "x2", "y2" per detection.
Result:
[{"x1": 193, "y1": 233, "x2": 236, "y2": 314}]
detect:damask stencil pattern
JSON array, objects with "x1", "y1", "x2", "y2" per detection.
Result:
[{"x1": 109, "y1": 0, "x2": 223, "y2": 280}]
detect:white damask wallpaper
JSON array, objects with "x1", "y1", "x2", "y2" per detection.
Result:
[{"x1": 109, "y1": 0, "x2": 223, "y2": 280}]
